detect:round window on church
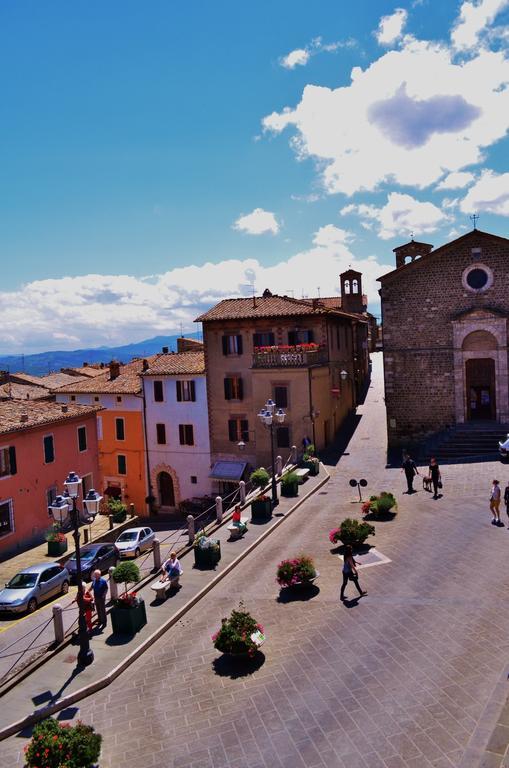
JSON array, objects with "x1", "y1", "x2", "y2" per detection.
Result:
[{"x1": 462, "y1": 264, "x2": 493, "y2": 293}]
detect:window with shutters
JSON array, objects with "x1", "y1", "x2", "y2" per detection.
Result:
[
  {"x1": 222, "y1": 335, "x2": 243, "y2": 356},
  {"x1": 276, "y1": 426, "x2": 290, "y2": 449},
  {"x1": 77, "y1": 426, "x2": 87, "y2": 452},
  {"x1": 0, "y1": 499, "x2": 14, "y2": 537},
  {"x1": 117, "y1": 455, "x2": 127, "y2": 475},
  {"x1": 288, "y1": 329, "x2": 314, "y2": 345},
  {"x1": 274, "y1": 385, "x2": 288, "y2": 409},
  {"x1": 253, "y1": 332, "x2": 275, "y2": 348},
  {"x1": 228, "y1": 418, "x2": 249, "y2": 442},
  {"x1": 176, "y1": 380, "x2": 196, "y2": 402},
  {"x1": 224, "y1": 377, "x2": 243, "y2": 401},
  {"x1": 43, "y1": 435, "x2": 55, "y2": 464},
  {"x1": 156, "y1": 423, "x2": 166, "y2": 444},
  {"x1": 153, "y1": 380, "x2": 164, "y2": 402},
  {"x1": 178, "y1": 424, "x2": 194, "y2": 446},
  {"x1": 115, "y1": 418, "x2": 125, "y2": 441},
  {"x1": 0, "y1": 447, "x2": 17, "y2": 478}
]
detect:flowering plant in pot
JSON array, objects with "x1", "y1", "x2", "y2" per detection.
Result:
[
  {"x1": 280, "y1": 471, "x2": 299, "y2": 498},
  {"x1": 45, "y1": 523, "x2": 68, "y2": 556},
  {"x1": 329, "y1": 518, "x2": 375, "y2": 548},
  {"x1": 212, "y1": 602, "x2": 265, "y2": 657},
  {"x1": 194, "y1": 530, "x2": 221, "y2": 567},
  {"x1": 250, "y1": 468, "x2": 272, "y2": 520},
  {"x1": 276, "y1": 555, "x2": 317, "y2": 587},
  {"x1": 302, "y1": 445, "x2": 319, "y2": 476},
  {"x1": 24, "y1": 716, "x2": 102, "y2": 768},
  {"x1": 361, "y1": 492, "x2": 398, "y2": 519},
  {"x1": 107, "y1": 498, "x2": 127, "y2": 524},
  {"x1": 111, "y1": 561, "x2": 146, "y2": 633}
]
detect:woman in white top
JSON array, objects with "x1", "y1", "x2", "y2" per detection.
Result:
[
  {"x1": 161, "y1": 551, "x2": 183, "y2": 582},
  {"x1": 490, "y1": 480, "x2": 502, "y2": 526}
]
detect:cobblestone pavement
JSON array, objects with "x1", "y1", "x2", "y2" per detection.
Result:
[{"x1": 2, "y1": 352, "x2": 509, "y2": 768}]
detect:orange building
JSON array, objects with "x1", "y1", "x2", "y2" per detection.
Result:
[{"x1": 54, "y1": 359, "x2": 158, "y2": 516}]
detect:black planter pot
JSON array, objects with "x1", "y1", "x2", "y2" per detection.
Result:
[
  {"x1": 47, "y1": 540, "x2": 68, "y2": 557},
  {"x1": 281, "y1": 482, "x2": 298, "y2": 498},
  {"x1": 251, "y1": 498, "x2": 272, "y2": 521},
  {"x1": 303, "y1": 460, "x2": 320, "y2": 476},
  {"x1": 194, "y1": 542, "x2": 221, "y2": 568},
  {"x1": 111, "y1": 599, "x2": 147, "y2": 634}
]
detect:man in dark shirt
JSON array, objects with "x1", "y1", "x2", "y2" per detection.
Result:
[
  {"x1": 91, "y1": 570, "x2": 109, "y2": 628},
  {"x1": 402, "y1": 455, "x2": 419, "y2": 494}
]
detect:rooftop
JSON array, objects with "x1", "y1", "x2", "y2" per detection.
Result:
[
  {"x1": 195, "y1": 294, "x2": 365, "y2": 323},
  {"x1": 10, "y1": 372, "x2": 86, "y2": 389},
  {"x1": 53, "y1": 355, "x2": 161, "y2": 395},
  {"x1": 61, "y1": 365, "x2": 107, "y2": 378},
  {"x1": 0, "y1": 382, "x2": 52, "y2": 402},
  {"x1": 143, "y1": 351, "x2": 205, "y2": 376},
  {"x1": 0, "y1": 400, "x2": 102, "y2": 435}
]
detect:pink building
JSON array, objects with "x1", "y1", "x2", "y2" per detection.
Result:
[{"x1": 0, "y1": 400, "x2": 101, "y2": 557}]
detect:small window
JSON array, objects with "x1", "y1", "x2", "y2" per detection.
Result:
[
  {"x1": 466, "y1": 268, "x2": 488, "y2": 290},
  {"x1": 178, "y1": 424, "x2": 194, "y2": 446},
  {"x1": 115, "y1": 418, "x2": 125, "y2": 441},
  {"x1": 0, "y1": 499, "x2": 13, "y2": 538},
  {"x1": 153, "y1": 381, "x2": 164, "y2": 402},
  {"x1": 156, "y1": 423, "x2": 166, "y2": 444},
  {"x1": 94, "y1": 396, "x2": 100, "y2": 402},
  {"x1": 228, "y1": 418, "x2": 249, "y2": 442},
  {"x1": 276, "y1": 426, "x2": 290, "y2": 449},
  {"x1": 224, "y1": 377, "x2": 243, "y2": 401},
  {"x1": 0, "y1": 447, "x2": 17, "y2": 477},
  {"x1": 274, "y1": 386, "x2": 288, "y2": 409},
  {"x1": 70, "y1": 395, "x2": 76, "y2": 401},
  {"x1": 77, "y1": 426, "x2": 87, "y2": 452},
  {"x1": 222, "y1": 335, "x2": 243, "y2": 356},
  {"x1": 116, "y1": 396, "x2": 122, "y2": 404},
  {"x1": 190, "y1": 475, "x2": 197, "y2": 484},
  {"x1": 176, "y1": 380, "x2": 196, "y2": 402},
  {"x1": 43, "y1": 435, "x2": 55, "y2": 464},
  {"x1": 117, "y1": 455, "x2": 127, "y2": 475}
]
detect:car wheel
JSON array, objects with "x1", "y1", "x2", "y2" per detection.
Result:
[
  {"x1": 135, "y1": 548, "x2": 141, "y2": 558},
  {"x1": 27, "y1": 598, "x2": 37, "y2": 614},
  {"x1": 61, "y1": 580, "x2": 69, "y2": 595}
]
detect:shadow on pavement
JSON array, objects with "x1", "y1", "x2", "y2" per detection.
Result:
[
  {"x1": 276, "y1": 584, "x2": 320, "y2": 603},
  {"x1": 319, "y1": 413, "x2": 362, "y2": 468},
  {"x1": 212, "y1": 651, "x2": 265, "y2": 679}
]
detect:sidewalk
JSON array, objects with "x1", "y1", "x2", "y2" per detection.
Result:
[{"x1": 0, "y1": 467, "x2": 328, "y2": 739}]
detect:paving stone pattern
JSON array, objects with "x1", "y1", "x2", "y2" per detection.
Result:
[{"x1": 2, "y1": 353, "x2": 509, "y2": 768}]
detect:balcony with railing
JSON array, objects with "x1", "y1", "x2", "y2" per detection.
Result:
[{"x1": 252, "y1": 344, "x2": 329, "y2": 369}]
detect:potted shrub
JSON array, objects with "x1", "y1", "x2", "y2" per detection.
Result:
[
  {"x1": 194, "y1": 531, "x2": 221, "y2": 568},
  {"x1": 108, "y1": 498, "x2": 127, "y2": 524},
  {"x1": 212, "y1": 602, "x2": 265, "y2": 657},
  {"x1": 250, "y1": 468, "x2": 272, "y2": 521},
  {"x1": 276, "y1": 555, "x2": 318, "y2": 588},
  {"x1": 110, "y1": 561, "x2": 147, "y2": 634},
  {"x1": 362, "y1": 492, "x2": 398, "y2": 519},
  {"x1": 45, "y1": 523, "x2": 68, "y2": 557},
  {"x1": 302, "y1": 445, "x2": 320, "y2": 476},
  {"x1": 24, "y1": 716, "x2": 101, "y2": 768},
  {"x1": 281, "y1": 471, "x2": 299, "y2": 498},
  {"x1": 329, "y1": 518, "x2": 375, "y2": 549}
]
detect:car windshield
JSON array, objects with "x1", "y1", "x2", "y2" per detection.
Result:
[
  {"x1": 69, "y1": 550, "x2": 96, "y2": 561},
  {"x1": 7, "y1": 573, "x2": 38, "y2": 588},
  {"x1": 117, "y1": 532, "x2": 138, "y2": 542}
]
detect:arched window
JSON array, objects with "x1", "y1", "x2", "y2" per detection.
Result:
[
  {"x1": 344, "y1": 280, "x2": 350, "y2": 295},
  {"x1": 352, "y1": 279, "x2": 359, "y2": 294}
]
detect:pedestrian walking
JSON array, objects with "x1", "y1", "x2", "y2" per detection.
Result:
[
  {"x1": 428, "y1": 457, "x2": 442, "y2": 499},
  {"x1": 91, "y1": 569, "x2": 108, "y2": 628},
  {"x1": 504, "y1": 482, "x2": 509, "y2": 525},
  {"x1": 490, "y1": 479, "x2": 502, "y2": 526},
  {"x1": 402, "y1": 454, "x2": 419, "y2": 494},
  {"x1": 340, "y1": 545, "x2": 367, "y2": 601}
]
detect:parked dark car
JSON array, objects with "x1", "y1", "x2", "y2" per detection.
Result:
[{"x1": 66, "y1": 543, "x2": 119, "y2": 582}]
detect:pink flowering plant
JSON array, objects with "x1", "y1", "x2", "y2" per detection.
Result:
[
  {"x1": 45, "y1": 523, "x2": 66, "y2": 544},
  {"x1": 329, "y1": 518, "x2": 375, "y2": 547},
  {"x1": 23, "y1": 716, "x2": 101, "y2": 768},
  {"x1": 276, "y1": 555, "x2": 316, "y2": 587},
  {"x1": 212, "y1": 602, "x2": 264, "y2": 656},
  {"x1": 361, "y1": 492, "x2": 397, "y2": 519}
]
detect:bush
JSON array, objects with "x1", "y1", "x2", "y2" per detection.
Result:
[
  {"x1": 303, "y1": 444, "x2": 317, "y2": 462},
  {"x1": 112, "y1": 561, "x2": 140, "y2": 593},
  {"x1": 24, "y1": 717, "x2": 101, "y2": 768},
  {"x1": 212, "y1": 602, "x2": 264, "y2": 656},
  {"x1": 329, "y1": 518, "x2": 375, "y2": 547},
  {"x1": 362, "y1": 492, "x2": 397, "y2": 518},
  {"x1": 250, "y1": 468, "x2": 270, "y2": 490},
  {"x1": 107, "y1": 498, "x2": 127, "y2": 523},
  {"x1": 281, "y1": 472, "x2": 298, "y2": 488},
  {"x1": 276, "y1": 555, "x2": 316, "y2": 587},
  {"x1": 45, "y1": 523, "x2": 66, "y2": 543}
]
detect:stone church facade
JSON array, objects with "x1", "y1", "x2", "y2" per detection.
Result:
[{"x1": 378, "y1": 229, "x2": 509, "y2": 449}]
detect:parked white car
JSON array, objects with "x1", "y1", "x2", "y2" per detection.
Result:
[{"x1": 115, "y1": 527, "x2": 155, "y2": 559}]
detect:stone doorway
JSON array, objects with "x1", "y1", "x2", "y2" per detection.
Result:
[
  {"x1": 465, "y1": 358, "x2": 496, "y2": 420},
  {"x1": 158, "y1": 471, "x2": 175, "y2": 508}
]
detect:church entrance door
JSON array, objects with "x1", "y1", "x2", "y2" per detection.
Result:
[
  {"x1": 158, "y1": 472, "x2": 175, "y2": 508},
  {"x1": 466, "y1": 359, "x2": 496, "y2": 420}
]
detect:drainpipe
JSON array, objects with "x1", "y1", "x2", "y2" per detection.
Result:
[
  {"x1": 308, "y1": 368, "x2": 316, "y2": 450},
  {"x1": 139, "y1": 386, "x2": 153, "y2": 516}
]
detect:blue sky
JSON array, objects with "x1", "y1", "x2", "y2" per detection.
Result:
[{"x1": 1, "y1": 0, "x2": 509, "y2": 353}]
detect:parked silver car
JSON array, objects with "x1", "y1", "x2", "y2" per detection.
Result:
[
  {"x1": 0, "y1": 562, "x2": 70, "y2": 614},
  {"x1": 115, "y1": 527, "x2": 155, "y2": 559}
]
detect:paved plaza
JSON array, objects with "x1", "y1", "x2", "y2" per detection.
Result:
[{"x1": 2, "y1": 353, "x2": 509, "y2": 767}]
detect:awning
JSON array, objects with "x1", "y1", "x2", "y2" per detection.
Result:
[{"x1": 209, "y1": 461, "x2": 247, "y2": 482}]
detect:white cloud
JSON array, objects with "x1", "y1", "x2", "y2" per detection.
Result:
[
  {"x1": 376, "y1": 9, "x2": 408, "y2": 45},
  {"x1": 232, "y1": 208, "x2": 280, "y2": 235},
  {"x1": 0, "y1": 227, "x2": 387, "y2": 354},
  {"x1": 451, "y1": 0, "x2": 509, "y2": 50},
  {"x1": 280, "y1": 37, "x2": 356, "y2": 69},
  {"x1": 281, "y1": 48, "x2": 310, "y2": 69},
  {"x1": 262, "y1": 38, "x2": 509, "y2": 195},
  {"x1": 436, "y1": 171, "x2": 476, "y2": 189},
  {"x1": 341, "y1": 192, "x2": 449, "y2": 239},
  {"x1": 460, "y1": 169, "x2": 509, "y2": 214}
]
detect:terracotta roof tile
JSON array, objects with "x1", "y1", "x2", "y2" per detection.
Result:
[
  {"x1": 143, "y1": 351, "x2": 205, "y2": 376},
  {"x1": 195, "y1": 294, "x2": 365, "y2": 322},
  {"x1": 62, "y1": 365, "x2": 107, "y2": 378},
  {"x1": 0, "y1": 400, "x2": 101, "y2": 435},
  {"x1": 0, "y1": 383, "x2": 52, "y2": 402},
  {"x1": 53, "y1": 356, "x2": 160, "y2": 394},
  {"x1": 8, "y1": 372, "x2": 87, "y2": 388}
]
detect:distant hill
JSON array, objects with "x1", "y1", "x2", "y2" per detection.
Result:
[{"x1": 0, "y1": 333, "x2": 202, "y2": 376}]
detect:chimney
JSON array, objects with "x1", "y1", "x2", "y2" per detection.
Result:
[
  {"x1": 83, "y1": 362, "x2": 88, "y2": 367},
  {"x1": 61, "y1": 404, "x2": 68, "y2": 413},
  {"x1": 312, "y1": 298, "x2": 320, "y2": 310},
  {"x1": 177, "y1": 337, "x2": 204, "y2": 354},
  {"x1": 162, "y1": 346, "x2": 169, "y2": 354},
  {"x1": 340, "y1": 269, "x2": 364, "y2": 314},
  {"x1": 393, "y1": 239, "x2": 433, "y2": 269},
  {"x1": 20, "y1": 414, "x2": 29, "y2": 423},
  {"x1": 0, "y1": 371, "x2": 8, "y2": 385},
  {"x1": 142, "y1": 359, "x2": 149, "y2": 371},
  {"x1": 109, "y1": 360, "x2": 121, "y2": 380}
]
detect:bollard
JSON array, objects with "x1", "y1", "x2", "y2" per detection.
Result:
[
  {"x1": 276, "y1": 455, "x2": 283, "y2": 476},
  {"x1": 108, "y1": 566, "x2": 118, "y2": 601},
  {"x1": 239, "y1": 480, "x2": 246, "y2": 505},
  {"x1": 108, "y1": 514, "x2": 114, "y2": 531},
  {"x1": 52, "y1": 604, "x2": 64, "y2": 645},
  {"x1": 153, "y1": 538, "x2": 161, "y2": 570},
  {"x1": 215, "y1": 496, "x2": 223, "y2": 524},
  {"x1": 291, "y1": 445, "x2": 297, "y2": 464},
  {"x1": 187, "y1": 514, "x2": 195, "y2": 545},
  {"x1": 83, "y1": 528, "x2": 90, "y2": 544},
  {"x1": 129, "y1": 503, "x2": 135, "y2": 518}
]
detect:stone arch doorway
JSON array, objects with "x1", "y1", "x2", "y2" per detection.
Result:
[
  {"x1": 158, "y1": 472, "x2": 175, "y2": 508},
  {"x1": 465, "y1": 358, "x2": 496, "y2": 420}
]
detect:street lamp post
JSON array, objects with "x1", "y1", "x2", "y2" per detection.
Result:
[
  {"x1": 257, "y1": 399, "x2": 286, "y2": 509},
  {"x1": 50, "y1": 472, "x2": 102, "y2": 667}
]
